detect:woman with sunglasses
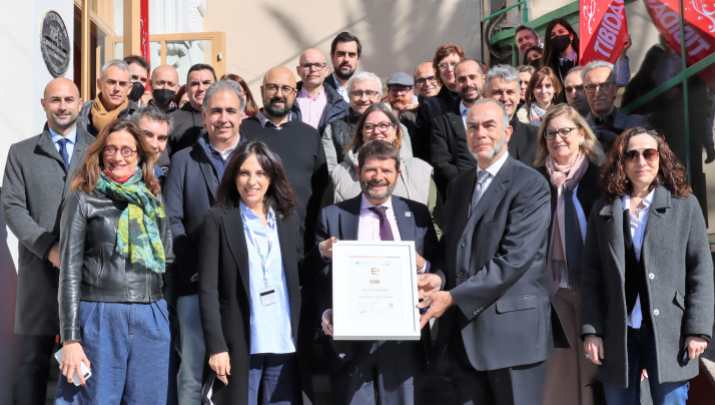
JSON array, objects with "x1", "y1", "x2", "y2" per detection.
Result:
[
  {"x1": 56, "y1": 119, "x2": 172, "y2": 403},
  {"x1": 581, "y1": 128, "x2": 713, "y2": 405},
  {"x1": 533, "y1": 104, "x2": 606, "y2": 405}
]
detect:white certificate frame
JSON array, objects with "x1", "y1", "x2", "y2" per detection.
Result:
[{"x1": 332, "y1": 240, "x2": 420, "y2": 341}]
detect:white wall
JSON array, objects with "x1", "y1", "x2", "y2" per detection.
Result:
[{"x1": 0, "y1": 3, "x2": 73, "y2": 403}]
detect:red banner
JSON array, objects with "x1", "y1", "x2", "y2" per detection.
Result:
[
  {"x1": 580, "y1": 0, "x2": 630, "y2": 64},
  {"x1": 140, "y1": 0, "x2": 150, "y2": 66},
  {"x1": 643, "y1": 0, "x2": 715, "y2": 87}
]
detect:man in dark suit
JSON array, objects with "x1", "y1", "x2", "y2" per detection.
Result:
[
  {"x1": 430, "y1": 59, "x2": 484, "y2": 196},
  {"x1": 420, "y1": 99, "x2": 553, "y2": 405},
  {"x1": 324, "y1": 31, "x2": 362, "y2": 103},
  {"x1": 314, "y1": 140, "x2": 441, "y2": 405},
  {"x1": 484, "y1": 64, "x2": 538, "y2": 166},
  {"x1": 2, "y1": 78, "x2": 93, "y2": 405},
  {"x1": 164, "y1": 79, "x2": 246, "y2": 405}
]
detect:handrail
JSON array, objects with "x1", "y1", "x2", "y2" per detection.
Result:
[
  {"x1": 621, "y1": 52, "x2": 715, "y2": 114},
  {"x1": 481, "y1": 1, "x2": 528, "y2": 24}
]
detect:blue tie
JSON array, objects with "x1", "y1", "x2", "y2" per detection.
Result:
[{"x1": 57, "y1": 138, "x2": 70, "y2": 169}]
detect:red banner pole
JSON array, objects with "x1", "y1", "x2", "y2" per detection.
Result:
[{"x1": 140, "y1": 0, "x2": 150, "y2": 66}]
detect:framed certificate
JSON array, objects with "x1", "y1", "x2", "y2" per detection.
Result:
[{"x1": 332, "y1": 240, "x2": 420, "y2": 341}]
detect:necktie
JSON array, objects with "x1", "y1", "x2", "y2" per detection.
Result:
[
  {"x1": 368, "y1": 206, "x2": 394, "y2": 241},
  {"x1": 468, "y1": 170, "x2": 490, "y2": 218},
  {"x1": 563, "y1": 187, "x2": 583, "y2": 286},
  {"x1": 57, "y1": 138, "x2": 70, "y2": 169}
]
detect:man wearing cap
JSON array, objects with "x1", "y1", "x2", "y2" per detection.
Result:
[{"x1": 386, "y1": 72, "x2": 419, "y2": 145}]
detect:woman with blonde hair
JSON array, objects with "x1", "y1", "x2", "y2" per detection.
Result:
[{"x1": 534, "y1": 104, "x2": 606, "y2": 405}]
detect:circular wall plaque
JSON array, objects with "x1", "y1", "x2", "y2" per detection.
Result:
[{"x1": 40, "y1": 10, "x2": 70, "y2": 77}]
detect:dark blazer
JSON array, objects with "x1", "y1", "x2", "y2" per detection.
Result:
[
  {"x1": 310, "y1": 195, "x2": 440, "y2": 363},
  {"x1": 414, "y1": 86, "x2": 460, "y2": 162},
  {"x1": 508, "y1": 117, "x2": 538, "y2": 166},
  {"x1": 1, "y1": 127, "x2": 93, "y2": 334},
  {"x1": 163, "y1": 137, "x2": 224, "y2": 296},
  {"x1": 582, "y1": 186, "x2": 714, "y2": 387},
  {"x1": 438, "y1": 157, "x2": 553, "y2": 371},
  {"x1": 430, "y1": 111, "x2": 476, "y2": 196},
  {"x1": 199, "y1": 206, "x2": 302, "y2": 405}
]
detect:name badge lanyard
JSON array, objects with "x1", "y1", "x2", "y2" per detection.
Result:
[{"x1": 242, "y1": 212, "x2": 277, "y2": 306}]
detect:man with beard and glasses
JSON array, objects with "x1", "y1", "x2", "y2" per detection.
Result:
[
  {"x1": 430, "y1": 59, "x2": 484, "y2": 196},
  {"x1": 324, "y1": 32, "x2": 362, "y2": 103},
  {"x1": 3, "y1": 78, "x2": 94, "y2": 405},
  {"x1": 169, "y1": 63, "x2": 217, "y2": 155},
  {"x1": 164, "y1": 80, "x2": 246, "y2": 405},
  {"x1": 484, "y1": 64, "x2": 538, "y2": 166},
  {"x1": 310, "y1": 140, "x2": 441, "y2": 405},
  {"x1": 240, "y1": 66, "x2": 328, "y2": 400},
  {"x1": 149, "y1": 64, "x2": 180, "y2": 113},
  {"x1": 294, "y1": 48, "x2": 348, "y2": 133},
  {"x1": 420, "y1": 99, "x2": 553, "y2": 405}
]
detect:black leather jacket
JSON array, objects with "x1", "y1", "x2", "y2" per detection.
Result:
[{"x1": 58, "y1": 189, "x2": 173, "y2": 341}]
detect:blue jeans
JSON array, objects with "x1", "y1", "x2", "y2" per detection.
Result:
[
  {"x1": 603, "y1": 327, "x2": 689, "y2": 405},
  {"x1": 176, "y1": 294, "x2": 205, "y2": 405},
  {"x1": 55, "y1": 300, "x2": 171, "y2": 404},
  {"x1": 248, "y1": 353, "x2": 300, "y2": 405}
]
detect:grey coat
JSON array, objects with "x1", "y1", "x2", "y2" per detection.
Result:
[
  {"x1": 582, "y1": 186, "x2": 714, "y2": 387},
  {"x1": 331, "y1": 148, "x2": 433, "y2": 205},
  {"x1": 1, "y1": 127, "x2": 93, "y2": 334}
]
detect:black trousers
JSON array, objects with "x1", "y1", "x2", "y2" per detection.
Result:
[
  {"x1": 449, "y1": 336, "x2": 546, "y2": 405},
  {"x1": 14, "y1": 334, "x2": 57, "y2": 405}
]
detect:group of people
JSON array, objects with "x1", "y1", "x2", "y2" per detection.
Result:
[{"x1": 2, "y1": 21, "x2": 714, "y2": 405}]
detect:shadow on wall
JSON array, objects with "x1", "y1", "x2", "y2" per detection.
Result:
[
  {"x1": 0, "y1": 188, "x2": 18, "y2": 405},
  {"x1": 259, "y1": 0, "x2": 482, "y2": 82}
]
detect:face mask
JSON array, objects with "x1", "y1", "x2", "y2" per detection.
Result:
[
  {"x1": 550, "y1": 34, "x2": 571, "y2": 54},
  {"x1": 128, "y1": 82, "x2": 145, "y2": 102},
  {"x1": 152, "y1": 89, "x2": 176, "y2": 110}
]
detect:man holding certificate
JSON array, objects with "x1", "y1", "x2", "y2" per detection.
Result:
[
  {"x1": 420, "y1": 99, "x2": 553, "y2": 405},
  {"x1": 312, "y1": 139, "x2": 441, "y2": 405}
]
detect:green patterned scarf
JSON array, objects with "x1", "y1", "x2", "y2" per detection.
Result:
[{"x1": 95, "y1": 170, "x2": 167, "y2": 273}]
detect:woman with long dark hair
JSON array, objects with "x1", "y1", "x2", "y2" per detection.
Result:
[
  {"x1": 582, "y1": 128, "x2": 713, "y2": 405},
  {"x1": 517, "y1": 66, "x2": 561, "y2": 126},
  {"x1": 56, "y1": 119, "x2": 172, "y2": 403},
  {"x1": 543, "y1": 18, "x2": 580, "y2": 84},
  {"x1": 199, "y1": 141, "x2": 302, "y2": 404}
]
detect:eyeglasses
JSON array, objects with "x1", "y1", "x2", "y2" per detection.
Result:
[
  {"x1": 350, "y1": 89, "x2": 380, "y2": 98},
  {"x1": 103, "y1": 145, "x2": 137, "y2": 157},
  {"x1": 363, "y1": 122, "x2": 394, "y2": 133},
  {"x1": 415, "y1": 76, "x2": 438, "y2": 86},
  {"x1": 624, "y1": 148, "x2": 659, "y2": 163},
  {"x1": 564, "y1": 85, "x2": 583, "y2": 93},
  {"x1": 264, "y1": 83, "x2": 296, "y2": 94},
  {"x1": 545, "y1": 127, "x2": 577, "y2": 139},
  {"x1": 299, "y1": 62, "x2": 326, "y2": 70},
  {"x1": 583, "y1": 81, "x2": 614, "y2": 93},
  {"x1": 437, "y1": 61, "x2": 458, "y2": 71}
]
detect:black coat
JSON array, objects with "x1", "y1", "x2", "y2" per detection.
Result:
[
  {"x1": 429, "y1": 111, "x2": 476, "y2": 196},
  {"x1": 508, "y1": 117, "x2": 538, "y2": 167},
  {"x1": 199, "y1": 206, "x2": 302, "y2": 405},
  {"x1": 414, "y1": 86, "x2": 460, "y2": 162}
]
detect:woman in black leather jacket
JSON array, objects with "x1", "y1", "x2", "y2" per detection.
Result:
[{"x1": 55, "y1": 119, "x2": 173, "y2": 404}]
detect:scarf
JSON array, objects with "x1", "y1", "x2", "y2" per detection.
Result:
[
  {"x1": 90, "y1": 94, "x2": 129, "y2": 133},
  {"x1": 545, "y1": 152, "x2": 588, "y2": 289},
  {"x1": 95, "y1": 170, "x2": 167, "y2": 273}
]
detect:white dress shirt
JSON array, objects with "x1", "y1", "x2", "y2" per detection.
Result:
[{"x1": 622, "y1": 189, "x2": 655, "y2": 329}]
